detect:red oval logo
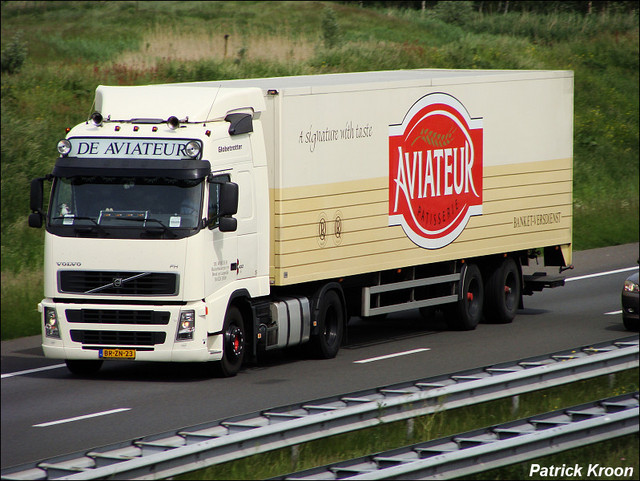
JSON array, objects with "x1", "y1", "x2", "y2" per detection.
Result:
[{"x1": 389, "y1": 93, "x2": 483, "y2": 249}]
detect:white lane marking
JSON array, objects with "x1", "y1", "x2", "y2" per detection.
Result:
[
  {"x1": 1, "y1": 363, "x2": 66, "y2": 379},
  {"x1": 605, "y1": 310, "x2": 623, "y2": 315},
  {"x1": 354, "y1": 348, "x2": 430, "y2": 364},
  {"x1": 565, "y1": 266, "x2": 637, "y2": 282},
  {"x1": 33, "y1": 408, "x2": 131, "y2": 428}
]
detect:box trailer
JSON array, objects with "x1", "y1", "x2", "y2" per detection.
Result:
[{"x1": 29, "y1": 69, "x2": 573, "y2": 376}]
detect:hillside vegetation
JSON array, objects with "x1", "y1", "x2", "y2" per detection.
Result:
[{"x1": 1, "y1": 1, "x2": 638, "y2": 339}]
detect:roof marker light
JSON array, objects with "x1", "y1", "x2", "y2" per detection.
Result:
[{"x1": 133, "y1": 126, "x2": 139, "y2": 132}]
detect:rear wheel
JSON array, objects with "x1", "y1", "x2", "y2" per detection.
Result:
[
  {"x1": 447, "y1": 264, "x2": 483, "y2": 331},
  {"x1": 485, "y1": 257, "x2": 521, "y2": 324},
  {"x1": 311, "y1": 289, "x2": 345, "y2": 359},
  {"x1": 217, "y1": 306, "x2": 245, "y2": 377},
  {"x1": 65, "y1": 359, "x2": 103, "y2": 376}
]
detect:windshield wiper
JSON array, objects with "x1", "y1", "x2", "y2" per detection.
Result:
[
  {"x1": 51, "y1": 216, "x2": 108, "y2": 236},
  {"x1": 104, "y1": 216, "x2": 178, "y2": 238}
]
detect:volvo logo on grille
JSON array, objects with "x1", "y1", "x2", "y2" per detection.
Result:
[{"x1": 113, "y1": 278, "x2": 123, "y2": 288}]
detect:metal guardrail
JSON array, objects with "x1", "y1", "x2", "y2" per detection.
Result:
[
  {"x1": 1, "y1": 336, "x2": 638, "y2": 480},
  {"x1": 274, "y1": 392, "x2": 639, "y2": 480}
]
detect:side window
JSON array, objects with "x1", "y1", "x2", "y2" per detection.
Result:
[
  {"x1": 208, "y1": 174, "x2": 230, "y2": 229},
  {"x1": 50, "y1": 178, "x2": 75, "y2": 219}
]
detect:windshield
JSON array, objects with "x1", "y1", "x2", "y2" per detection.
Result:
[{"x1": 48, "y1": 176, "x2": 204, "y2": 237}]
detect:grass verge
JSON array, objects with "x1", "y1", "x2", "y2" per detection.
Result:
[
  {"x1": 176, "y1": 369, "x2": 639, "y2": 480},
  {"x1": 0, "y1": 270, "x2": 43, "y2": 340}
]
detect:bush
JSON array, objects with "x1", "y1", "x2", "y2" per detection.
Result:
[
  {"x1": 433, "y1": 1, "x2": 474, "y2": 26},
  {"x1": 322, "y1": 7, "x2": 340, "y2": 49},
  {"x1": 1, "y1": 31, "x2": 28, "y2": 74}
]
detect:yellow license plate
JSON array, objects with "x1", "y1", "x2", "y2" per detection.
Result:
[{"x1": 99, "y1": 348, "x2": 136, "y2": 359}]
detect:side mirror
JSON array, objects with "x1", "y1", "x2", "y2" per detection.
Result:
[
  {"x1": 28, "y1": 212, "x2": 43, "y2": 228},
  {"x1": 29, "y1": 177, "x2": 46, "y2": 229},
  {"x1": 219, "y1": 182, "x2": 238, "y2": 216},
  {"x1": 30, "y1": 178, "x2": 44, "y2": 213},
  {"x1": 219, "y1": 216, "x2": 237, "y2": 232}
]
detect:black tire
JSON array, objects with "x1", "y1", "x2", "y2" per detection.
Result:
[
  {"x1": 623, "y1": 316, "x2": 639, "y2": 332},
  {"x1": 65, "y1": 359, "x2": 103, "y2": 376},
  {"x1": 217, "y1": 306, "x2": 245, "y2": 377},
  {"x1": 484, "y1": 257, "x2": 521, "y2": 324},
  {"x1": 448, "y1": 264, "x2": 484, "y2": 331},
  {"x1": 311, "y1": 289, "x2": 345, "y2": 359}
]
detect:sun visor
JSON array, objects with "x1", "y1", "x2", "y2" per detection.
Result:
[{"x1": 52, "y1": 157, "x2": 211, "y2": 180}]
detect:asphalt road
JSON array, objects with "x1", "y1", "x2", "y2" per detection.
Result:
[{"x1": 1, "y1": 243, "x2": 638, "y2": 469}]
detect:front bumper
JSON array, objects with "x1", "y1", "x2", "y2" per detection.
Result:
[
  {"x1": 40, "y1": 300, "x2": 224, "y2": 363},
  {"x1": 622, "y1": 291, "x2": 639, "y2": 322}
]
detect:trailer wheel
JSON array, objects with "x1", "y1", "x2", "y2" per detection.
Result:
[
  {"x1": 448, "y1": 264, "x2": 484, "y2": 331},
  {"x1": 217, "y1": 306, "x2": 245, "y2": 377},
  {"x1": 65, "y1": 359, "x2": 103, "y2": 376},
  {"x1": 311, "y1": 289, "x2": 345, "y2": 359},
  {"x1": 485, "y1": 257, "x2": 521, "y2": 324}
]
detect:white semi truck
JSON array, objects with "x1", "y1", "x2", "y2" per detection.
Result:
[{"x1": 29, "y1": 69, "x2": 573, "y2": 376}]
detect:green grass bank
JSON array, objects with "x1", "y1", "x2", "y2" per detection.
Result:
[{"x1": 1, "y1": 1, "x2": 638, "y2": 340}]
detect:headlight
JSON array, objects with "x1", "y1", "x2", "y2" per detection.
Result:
[
  {"x1": 624, "y1": 280, "x2": 639, "y2": 293},
  {"x1": 44, "y1": 307, "x2": 60, "y2": 338},
  {"x1": 185, "y1": 141, "x2": 201, "y2": 158},
  {"x1": 57, "y1": 139, "x2": 71, "y2": 156},
  {"x1": 176, "y1": 310, "x2": 195, "y2": 341}
]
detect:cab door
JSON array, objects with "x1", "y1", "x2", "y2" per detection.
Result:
[
  {"x1": 234, "y1": 169, "x2": 258, "y2": 280},
  {"x1": 207, "y1": 174, "x2": 237, "y2": 293}
]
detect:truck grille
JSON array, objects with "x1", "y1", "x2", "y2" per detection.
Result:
[
  {"x1": 59, "y1": 271, "x2": 178, "y2": 295},
  {"x1": 66, "y1": 309, "x2": 171, "y2": 325},
  {"x1": 70, "y1": 330, "x2": 166, "y2": 346}
]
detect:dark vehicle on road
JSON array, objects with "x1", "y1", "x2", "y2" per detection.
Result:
[{"x1": 622, "y1": 270, "x2": 639, "y2": 331}]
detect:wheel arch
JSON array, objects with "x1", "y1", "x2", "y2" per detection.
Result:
[{"x1": 225, "y1": 289, "x2": 256, "y2": 362}]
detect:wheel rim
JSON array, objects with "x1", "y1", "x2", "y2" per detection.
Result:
[
  {"x1": 504, "y1": 270, "x2": 518, "y2": 311},
  {"x1": 225, "y1": 324, "x2": 244, "y2": 358},
  {"x1": 467, "y1": 277, "x2": 481, "y2": 318},
  {"x1": 323, "y1": 305, "x2": 338, "y2": 346}
]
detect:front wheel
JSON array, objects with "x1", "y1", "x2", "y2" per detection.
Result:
[
  {"x1": 216, "y1": 306, "x2": 245, "y2": 377},
  {"x1": 311, "y1": 289, "x2": 345, "y2": 359}
]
